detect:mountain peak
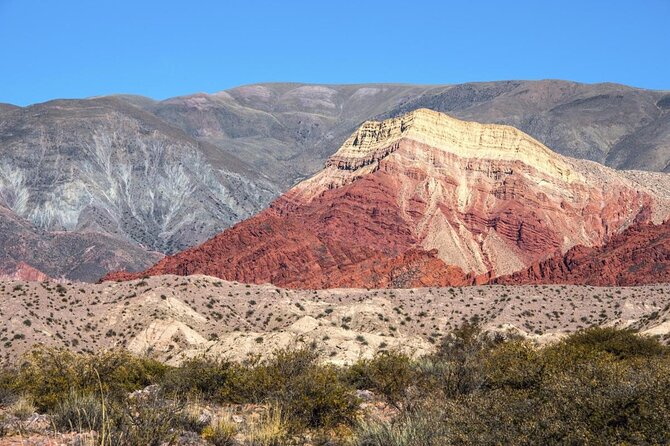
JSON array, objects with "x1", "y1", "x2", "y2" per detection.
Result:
[
  {"x1": 325, "y1": 108, "x2": 576, "y2": 183},
  {"x1": 103, "y1": 107, "x2": 670, "y2": 288}
]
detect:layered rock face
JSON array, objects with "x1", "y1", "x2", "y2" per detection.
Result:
[
  {"x1": 495, "y1": 220, "x2": 670, "y2": 286},
  {"x1": 104, "y1": 109, "x2": 670, "y2": 288},
  {"x1": 0, "y1": 261, "x2": 50, "y2": 282}
]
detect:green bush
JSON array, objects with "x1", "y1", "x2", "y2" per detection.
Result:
[
  {"x1": 274, "y1": 363, "x2": 359, "y2": 429},
  {"x1": 160, "y1": 347, "x2": 360, "y2": 430},
  {"x1": 559, "y1": 326, "x2": 668, "y2": 359},
  {"x1": 13, "y1": 347, "x2": 166, "y2": 411},
  {"x1": 4, "y1": 327, "x2": 670, "y2": 444},
  {"x1": 345, "y1": 351, "x2": 414, "y2": 408},
  {"x1": 0, "y1": 368, "x2": 18, "y2": 406},
  {"x1": 229, "y1": 348, "x2": 359, "y2": 429},
  {"x1": 161, "y1": 357, "x2": 233, "y2": 401},
  {"x1": 352, "y1": 327, "x2": 670, "y2": 445},
  {"x1": 482, "y1": 339, "x2": 544, "y2": 390}
]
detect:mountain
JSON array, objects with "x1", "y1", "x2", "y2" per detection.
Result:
[
  {"x1": 2, "y1": 80, "x2": 669, "y2": 281},
  {"x1": 494, "y1": 219, "x2": 670, "y2": 286},
  {"x1": 147, "y1": 81, "x2": 670, "y2": 186},
  {"x1": 104, "y1": 109, "x2": 670, "y2": 288},
  {"x1": 148, "y1": 84, "x2": 432, "y2": 189},
  {"x1": 378, "y1": 81, "x2": 670, "y2": 172},
  {"x1": 0, "y1": 203, "x2": 160, "y2": 282},
  {"x1": 0, "y1": 97, "x2": 275, "y2": 280}
]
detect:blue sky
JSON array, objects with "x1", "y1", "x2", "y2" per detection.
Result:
[{"x1": 1, "y1": 0, "x2": 669, "y2": 105}]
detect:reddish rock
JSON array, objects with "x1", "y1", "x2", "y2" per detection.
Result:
[
  {"x1": 494, "y1": 220, "x2": 670, "y2": 286},
  {"x1": 103, "y1": 181, "x2": 469, "y2": 288},
  {"x1": 0, "y1": 261, "x2": 50, "y2": 282},
  {"x1": 103, "y1": 109, "x2": 670, "y2": 288}
]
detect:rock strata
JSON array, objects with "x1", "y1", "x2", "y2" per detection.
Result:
[
  {"x1": 104, "y1": 109, "x2": 670, "y2": 288},
  {"x1": 495, "y1": 220, "x2": 670, "y2": 286}
]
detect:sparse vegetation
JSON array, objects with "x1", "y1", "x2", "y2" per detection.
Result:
[
  {"x1": 3, "y1": 275, "x2": 670, "y2": 444},
  {"x1": 11, "y1": 347, "x2": 166, "y2": 411},
  {"x1": 1, "y1": 327, "x2": 669, "y2": 444}
]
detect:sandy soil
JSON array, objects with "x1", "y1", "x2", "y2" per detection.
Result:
[{"x1": 1, "y1": 275, "x2": 669, "y2": 366}]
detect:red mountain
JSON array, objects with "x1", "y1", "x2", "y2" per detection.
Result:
[
  {"x1": 493, "y1": 219, "x2": 670, "y2": 286},
  {"x1": 103, "y1": 109, "x2": 670, "y2": 288}
]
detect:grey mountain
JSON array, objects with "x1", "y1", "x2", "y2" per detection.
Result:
[
  {"x1": 0, "y1": 80, "x2": 668, "y2": 281},
  {"x1": 0, "y1": 203, "x2": 160, "y2": 282}
]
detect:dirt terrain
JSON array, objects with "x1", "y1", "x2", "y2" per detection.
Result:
[{"x1": 2, "y1": 275, "x2": 670, "y2": 366}]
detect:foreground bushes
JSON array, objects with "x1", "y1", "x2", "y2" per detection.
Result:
[
  {"x1": 12, "y1": 347, "x2": 166, "y2": 411},
  {"x1": 163, "y1": 347, "x2": 359, "y2": 430},
  {"x1": 352, "y1": 327, "x2": 670, "y2": 446},
  {"x1": 1, "y1": 327, "x2": 670, "y2": 445}
]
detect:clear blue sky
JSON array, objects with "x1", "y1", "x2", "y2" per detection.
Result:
[{"x1": 1, "y1": 0, "x2": 669, "y2": 106}]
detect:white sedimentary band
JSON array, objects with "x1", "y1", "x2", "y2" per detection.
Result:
[{"x1": 328, "y1": 108, "x2": 578, "y2": 183}]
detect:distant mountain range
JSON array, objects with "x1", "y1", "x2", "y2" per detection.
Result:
[{"x1": 1, "y1": 80, "x2": 669, "y2": 281}]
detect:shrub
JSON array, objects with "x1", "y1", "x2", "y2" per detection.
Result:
[
  {"x1": 106, "y1": 390, "x2": 183, "y2": 446},
  {"x1": 14, "y1": 347, "x2": 167, "y2": 411},
  {"x1": 201, "y1": 414, "x2": 237, "y2": 446},
  {"x1": 6, "y1": 327, "x2": 666, "y2": 444},
  {"x1": 51, "y1": 392, "x2": 105, "y2": 433},
  {"x1": 220, "y1": 347, "x2": 319, "y2": 404},
  {"x1": 8, "y1": 396, "x2": 36, "y2": 421},
  {"x1": 560, "y1": 327, "x2": 668, "y2": 360},
  {"x1": 369, "y1": 327, "x2": 670, "y2": 446},
  {"x1": 227, "y1": 348, "x2": 359, "y2": 429},
  {"x1": 0, "y1": 368, "x2": 18, "y2": 406},
  {"x1": 274, "y1": 363, "x2": 359, "y2": 429},
  {"x1": 482, "y1": 339, "x2": 544, "y2": 390},
  {"x1": 160, "y1": 348, "x2": 360, "y2": 430},
  {"x1": 246, "y1": 404, "x2": 288, "y2": 446},
  {"x1": 354, "y1": 409, "x2": 447, "y2": 446},
  {"x1": 161, "y1": 357, "x2": 233, "y2": 401},
  {"x1": 345, "y1": 351, "x2": 414, "y2": 408}
]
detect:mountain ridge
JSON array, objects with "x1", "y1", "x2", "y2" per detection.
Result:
[
  {"x1": 104, "y1": 109, "x2": 670, "y2": 287},
  {"x1": 494, "y1": 219, "x2": 670, "y2": 286},
  {"x1": 2, "y1": 80, "x2": 670, "y2": 281}
]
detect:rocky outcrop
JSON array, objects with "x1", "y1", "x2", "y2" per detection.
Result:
[
  {"x1": 0, "y1": 261, "x2": 50, "y2": 281},
  {"x1": 494, "y1": 220, "x2": 670, "y2": 286},
  {"x1": 103, "y1": 185, "x2": 469, "y2": 288},
  {"x1": 104, "y1": 110, "x2": 670, "y2": 288}
]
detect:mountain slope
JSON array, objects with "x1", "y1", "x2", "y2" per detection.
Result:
[
  {"x1": 0, "y1": 97, "x2": 275, "y2": 281},
  {"x1": 148, "y1": 84, "x2": 433, "y2": 189},
  {"x1": 0, "y1": 203, "x2": 160, "y2": 282},
  {"x1": 104, "y1": 110, "x2": 670, "y2": 288},
  {"x1": 150, "y1": 81, "x2": 670, "y2": 188},
  {"x1": 495, "y1": 220, "x2": 670, "y2": 286},
  {"x1": 2, "y1": 81, "x2": 669, "y2": 281},
  {"x1": 379, "y1": 81, "x2": 670, "y2": 171},
  {"x1": 4, "y1": 275, "x2": 670, "y2": 366}
]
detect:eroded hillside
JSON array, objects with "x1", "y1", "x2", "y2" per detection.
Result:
[{"x1": 2, "y1": 275, "x2": 670, "y2": 366}]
